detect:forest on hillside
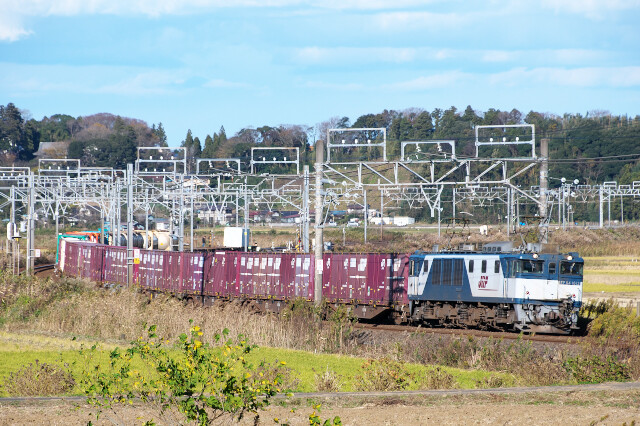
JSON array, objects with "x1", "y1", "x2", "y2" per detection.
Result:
[{"x1": 2, "y1": 102, "x2": 639, "y2": 186}]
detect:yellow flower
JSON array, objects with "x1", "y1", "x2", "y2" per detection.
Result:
[{"x1": 280, "y1": 361, "x2": 287, "y2": 365}]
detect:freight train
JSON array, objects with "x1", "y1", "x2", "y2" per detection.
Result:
[{"x1": 57, "y1": 239, "x2": 583, "y2": 334}]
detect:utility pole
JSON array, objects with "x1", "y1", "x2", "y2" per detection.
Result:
[
  {"x1": 314, "y1": 139, "x2": 324, "y2": 307},
  {"x1": 244, "y1": 179, "x2": 249, "y2": 252},
  {"x1": 539, "y1": 138, "x2": 549, "y2": 224},
  {"x1": 302, "y1": 165, "x2": 310, "y2": 252},
  {"x1": 26, "y1": 173, "x2": 35, "y2": 275},
  {"x1": 10, "y1": 186, "x2": 16, "y2": 274},
  {"x1": 190, "y1": 183, "x2": 194, "y2": 253},
  {"x1": 599, "y1": 186, "x2": 604, "y2": 228},
  {"x1": 363, "y1": 190, "x2": 367, "y2": 243},
  {"x1": 127, "y1": 164, "x2": 134, "y2": 285},
  {"x1": 380, "y1": 187, "x2": 383, "y2": 239},
  {"x1": 179, "y1": 174, "x2": 185, "y2": 251}
]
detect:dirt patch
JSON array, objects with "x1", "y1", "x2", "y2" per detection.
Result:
[{"x1": 2, "y1": 388, "x2": 640, "y2": 425}]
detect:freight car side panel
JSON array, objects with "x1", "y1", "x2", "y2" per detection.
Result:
[
  {"x1": 138, "y1": 250, "x2": 162, "y2": 290},
  {"x1": 294, "y1": 254, "x2": 313, "y2": 299},
  {"x1": 365, "y1": 254, "x2": 387, "y2": 304},
  {"x1": 390, "y1": 254, "x2": 410, "y2": 305},
  {"x1": 62, "y1": 241, "x2": 81, "y2": 277},
  {"x1": 87, "y1": 244, "x2": 105, "y2": 282},
  {"x1": 203, "y1": 252, "x2": 229, "y2": 297},
  {"x1": 163, "y1": 251, "x2": 181, "y2": 294},
  {"x1": 279, "y1": 254, "x2": 296, "y2": 299},
  {"x1": 180, "y1": 252, "x2": 204, "y2": 295},
  {"x1": 103, "y1": 246, "x2": 128, "y2": 285}
]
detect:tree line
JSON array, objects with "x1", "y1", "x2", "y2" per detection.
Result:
[{"x1": 2, "y1": 102, "x2": 639, "y2": 186}]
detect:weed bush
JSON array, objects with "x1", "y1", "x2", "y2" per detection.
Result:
[
  {"x1": 252, "y1": 359, "x2": 301, "y2": 392},
  {"x1": 0, "y1": 274, "x2": 86, "y2": 326},
  {"x1": 79, "y1": 322, "x2": 284, "y2": 425},
  {"x1": 314, "y1": 366, "x2": 343, "y2": 392},
  {"x1": 474, "y1": 375, "x2": 508, "y2": 389},
  {"x1": 563, "y1": 355, "x2": 630, "y2": 383},
  {"x1": 588, "y1": 304, "x2": 640, "y2": 343},
  {"x1": 353, "y1": 358, "x2": 413, "y2": 391},
  {"x1": 3, "y1": 360, "x2": 75, "y2": 396},
  {"x1": 393, "y1": 334, "x2": 569, "y2": 386},
  {"x1": 420, "y1": 367, "x2": 456, "y2": 390}
]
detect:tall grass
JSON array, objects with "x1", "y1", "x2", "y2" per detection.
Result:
[
  {"x1": 3, "y1": 274, "x2": 640, "y2": 387},
  {"x1": 2, "y1": 276, "x2": 354, "y2": 354}
]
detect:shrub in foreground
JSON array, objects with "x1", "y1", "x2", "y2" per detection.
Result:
[
  {"x1": 3, "y1": 360, "x2": 75, "y2": 396},
  {"x1": 314, "y1": 366, "x2": 344, "y2": 392},
  {"x1": 354, "y1": 358, "x2": 413, "y2": 391},
  {"x1": 563, "y1": 355, "x2": 630, "y2": 384},
  {"x1": 79, "y1": 322, "x2": 284, "y2": 425}
]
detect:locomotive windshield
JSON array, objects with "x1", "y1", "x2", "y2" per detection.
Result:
[
  {"x1": 560, "y1": 261, "x2": 583, "y2": 276},
  {"x1": 409, "y1": 259, "x2": 424, "y2": 276},
  {"x1": 514, "y1": 259, "x2": 544, "y2": 274}
]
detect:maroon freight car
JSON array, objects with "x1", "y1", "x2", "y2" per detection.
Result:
[{"x1": 58, "y1": 240, "x2": 409, "y2": 321}]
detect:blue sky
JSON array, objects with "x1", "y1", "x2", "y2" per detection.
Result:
[{"x1": 1, "y1": 0, "x2": 639, "y2": 146}]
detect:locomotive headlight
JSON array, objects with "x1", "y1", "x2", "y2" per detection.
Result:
[
  {"x1": 532, "y1": 253, "x2": 539, "y2": 259},
  {"x1": 566, "y1": 255, "x2": 573, "y2": 261}
]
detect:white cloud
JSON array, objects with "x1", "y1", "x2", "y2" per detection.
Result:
[
  {"x1": 302, "y1": 80, "x2": 364, "y2": 91},
  {"x1": 0, "y1": 0, "x2": 450, "y2": 41},
  {"x1": 292, "y1": 46, "x2": 615, "y2": 68},
  {"x1": 95, "y1": 69, "x2": 191, "y2": 95},
  {"x1": 481, "y1": 50, "x2": 516, "y2": 63},
  {"x1": 0, "y1": 63, "x2": 206, "y2": 95},
  {"x1": 488, "y1": 67, "x2": 640, "y2": 88},
  {"x1": 383, "y1": 71, "x2": 470, "y2": 90},
  {"x1": 294, "y1": 47, "x2": 420, "y2": 64},
  {"x1": 203, "y1": 79, "x2": 250, "y2": 88},
  {"x1": 372, "y1": 11, "x2": 465, "y2": 31},
  {"x1": 0, "y1": 15, "x2": 32, "y2": 42},
  {"x1": 376, "y1": 66, "x2": 640, "y2": 92},
  {"x1": 489, "y1": 67, "x2": 640, "y2": 88},
  {"x1": 540, "y1": 0, "x2": 640, "y2": 19}
]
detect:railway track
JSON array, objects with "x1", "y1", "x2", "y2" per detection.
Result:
[
  {"x1": 353, "y1": 322, "x2": 582, "y2": 344},
  {"x1": 31, "y1": 263, "x2": 55, "y2": 275}
]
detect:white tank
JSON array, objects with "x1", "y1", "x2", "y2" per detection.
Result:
[{"x1": 154, "y1": 231, "x2": 172, "y2": 251}]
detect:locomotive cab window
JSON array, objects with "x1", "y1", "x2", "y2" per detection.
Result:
[
  {"x1": 560, "y1": 261, "x2": 583, "y2": 276},
  {"x1": 410, "y1": 260, "x2": 419, "y2": 276},
  {"x1": 494, "y1": 260, "x2": 500, "y2": 273},
  {"x1": 549, "y1": 262, "x2": 557, "y2": 275},
  {"x1": 515, "y1": 259, "x2": 544, "y2": 274},
  {"x1": 468, "y1": 260, "x2": 474, "y2": 273},
  {"x1": 410, "y1": 259, "x2": 427, "y2": 277},
  {"x1": 481, "y1": 260, "x2": 487, "y2": 273}
]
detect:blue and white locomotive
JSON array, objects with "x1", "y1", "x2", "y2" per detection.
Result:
[{"x1": 407, "y1": 242, "x2": 583, "y2": 334}]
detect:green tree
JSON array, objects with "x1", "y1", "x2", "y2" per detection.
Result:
[
  {"x1": 182, "y1": 129, "x2": 194, "y2": 153},
  {"x1": 152, "y1": 122, "x2": 168, "y2": 147},
  {"x1": 202, "y1": 134, "x2": 215, "y2": 158},
  {"x1": 193, "y1": 136, "x2": 202, "y2": 158}
]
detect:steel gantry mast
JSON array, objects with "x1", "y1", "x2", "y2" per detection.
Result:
[{"x1": 4, "y1": 123, "x2": 640, "y2": 275}]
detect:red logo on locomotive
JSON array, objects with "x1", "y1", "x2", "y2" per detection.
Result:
[{"x1": 478, "y1": 275, "x2": 488, "y2": 288}]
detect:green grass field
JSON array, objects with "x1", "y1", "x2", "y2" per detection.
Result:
[
  {"x1": 0, "y1": 332, "x2": 513, "y2": 397},
  {"x1": 582, "y1": 257, "x2": 640, "y2": 293}
]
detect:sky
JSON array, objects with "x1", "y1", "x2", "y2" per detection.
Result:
[{"x1": 1, "y1": 0, "x2": 639, "y2": 146}]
